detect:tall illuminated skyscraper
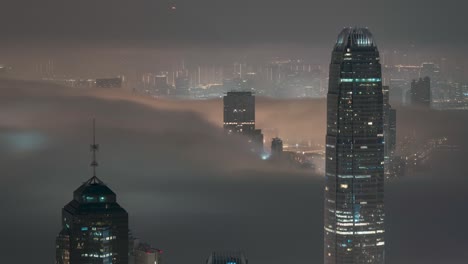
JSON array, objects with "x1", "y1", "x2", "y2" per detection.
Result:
[
  {"x1": 324, "y1": 28, "x2": 385, "y2": 264},
  {"x1": 56, "y1": 122, "x2": 129, "y2": 264}
]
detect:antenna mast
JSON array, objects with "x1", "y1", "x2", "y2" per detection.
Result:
[{"x1": 90, "y1": 119, "x2": 99, "y2": 177}]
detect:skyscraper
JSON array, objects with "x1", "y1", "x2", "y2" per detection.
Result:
[
  {"x1": 324, "y1": 28, "x2": 385, "y2": 264},
  {"x1": 223, "y1": 91, "x2": 263, "y2": 152},
  {"x1": 56, "y1": 122, "x2": 129, "y2": 264},
  {"x1": 271, "y1": 137, "x2": 283, "y2": 155},
  {"x1": 410, "y1": 77, "x2": 431, "y2": 108}
]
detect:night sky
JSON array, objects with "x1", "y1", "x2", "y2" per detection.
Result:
[{"x1": 0, "y1": 0, "x2": 466, "y2": 47}]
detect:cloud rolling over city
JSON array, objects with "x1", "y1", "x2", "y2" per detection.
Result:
[
  {"x1": 1, "y1": 1, "x2": 467, "y2": 264},
  {"x1": 0, "y1": 79, "x2": 467, "y2": 264}
]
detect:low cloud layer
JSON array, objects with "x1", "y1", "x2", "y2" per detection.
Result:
[{"x1": 0, "y1": 79, "x2": 467, "y2": 264}]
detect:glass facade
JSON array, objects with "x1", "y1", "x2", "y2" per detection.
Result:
[
  {"x1": 324, "y1": 28, "x2": 385, "y2": 264},
  {"x1": 56, "y1": 176, "x2": 129, "y2": 264}
]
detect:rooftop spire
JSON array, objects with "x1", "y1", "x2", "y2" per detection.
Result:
[{"x1": 90, "y1": 118, "x2": 99, "y2": 177}]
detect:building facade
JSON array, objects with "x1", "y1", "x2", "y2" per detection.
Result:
[
  {"x1": 223, "y1": 91, "x2": 263, "y2": 152},
  {"x1": 56, "y1": 176, "x2": 129, "y2": 264},
  {"x1": 324, "y1": 28, "x2": 385, "y2": 264},
  {"x1": 410, "y1": 77, "x2": 431, "y2": 108}
]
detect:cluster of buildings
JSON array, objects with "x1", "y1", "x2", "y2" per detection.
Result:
[
  {"x1": 43, "y1": 77, "x2": 124, "y2": 89},
  {"x1": 385, "y1": 62, "x2": 468, "y2": 110},
  {"x1": 54, "y1": 171, "x2": 245, "y2": 264},
  {"x1": 131, "y1": 60, "x2": 327, "y2": 99},
  {"x1": 54, "y1": 121, "x2": 251, "y2": 264},
  {"x1": 222, "y1": 90, "x2": 324, "y2": 171},
  {"x1": 55, "y1": 27, "x2": 456, "y2": 264}
]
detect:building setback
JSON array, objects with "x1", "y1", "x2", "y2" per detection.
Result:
[{"x1": 324, "y1": 28, "x2": 385, "y2": 264}]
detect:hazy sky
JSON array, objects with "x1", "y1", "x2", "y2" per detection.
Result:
[
  {"x1": 1, "y1": 79, "x2": 467, "y2": 264},
  {"x1": 1, "y1": 0, "x2": 466, "y2": 48}
]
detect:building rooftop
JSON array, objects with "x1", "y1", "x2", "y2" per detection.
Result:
[
  {"x1": 335, "y1": 27, "x2": 376, "y2": 50},
  {"x1": 73, "y1": 176, "x2": 116, "y2": 203}
]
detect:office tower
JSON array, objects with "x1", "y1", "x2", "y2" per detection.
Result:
[
  {"x1": 223, "y1": 91, "x2": 264, "y2": 151},
  {"x1": 324, "y1": 28, "x2": 385, "y2": 264},
  {"x1": 56, "y1": 122, "x2": 129, "y2": 264},
  {"x1": 206, "y1": 251, "x2": 248, "y2": 264},
  {"x1": 271, "y1": 137, "x2": 283, "y2": 156},
  {"x1": 420, "y1": 62, "x2": 445, "y2": 106},
  {"x1": 388, "y1": 79, "x2": 408, "y2": 105},
  {"x1": 175, "y1": 76, "x2": 190, "y2": 96},
  {"x1": 224, "y1": 91, "x2": 255, "y2": 134},
  {"x1": 382, "y1": 86, "x2": 397, "y2": 161},
  {"x1": 134, "y1": 243, "x2": 163, "y2": 264},
  {"x1": 410, "y1": 77, "x2": 431, "y2": 108}
]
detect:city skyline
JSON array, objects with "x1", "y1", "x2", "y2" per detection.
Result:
[{"x1": 1, "y1": 1, "x2": 467, "y2": 264}]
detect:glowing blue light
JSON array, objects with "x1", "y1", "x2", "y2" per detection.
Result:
[{"x1": 261, "y1": 153, "x2": 271, "y2": 160}]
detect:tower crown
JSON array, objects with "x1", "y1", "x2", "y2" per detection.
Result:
[
  {"x1": 335, "y1": 27, "x2": 376, "y2": 50},
  {"x1": 73, "y1": 176, "x2": 116, "y2": 203}
]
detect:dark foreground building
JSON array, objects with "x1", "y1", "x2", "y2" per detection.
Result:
[
  {"x1": 56, "y1": 176, "x2": 129, "y2": 264},
  {"x1": 56, "y1": 124, "x2": 129, "y2": 264},
  {"x1": 324, "y1": 28, "x2": 385, "y2": 264}
]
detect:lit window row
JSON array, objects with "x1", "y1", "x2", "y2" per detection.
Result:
[{"x1": 340, "y1": 78, "x2": 381, "y2": 83}]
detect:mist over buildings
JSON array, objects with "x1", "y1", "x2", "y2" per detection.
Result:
[{"x1": 0, "y1": 79, "x2": 467, "y2": 264}]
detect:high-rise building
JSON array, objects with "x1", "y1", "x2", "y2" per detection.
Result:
[
  {"x1": 223, "y1": 91, "x2": 263, "y2": 152},
  {"x1": 175, "y1": 76, "x2": 190, "y2": 96},
  {"x1": 387, "y1": 109, "x2": 396, "y2": 156},
  {"x1": 56, "y1": 122, "x2": 129, "y2": 264},
  {"x1": 206, "y1": 251, "x2": 248, "y2": 264},
  {"x1": 324, "y1": 28, "x2": 385, "y2": 264},
  {"x1": 382, "y1": 86, "x2": 397, "y2": 163},
  {"x1": 410, "y1": 77, "x2": 431, "y2": 108},
  {"x1": 271, "y1": 137, "x2": 283, "y2": 156},
  {"x1": 224, "y1": 91, "x2": 255, "y2": 134}
]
